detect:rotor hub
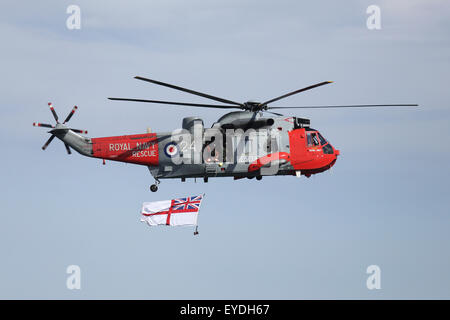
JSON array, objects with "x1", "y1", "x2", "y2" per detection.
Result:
[{"x1": 243, "y1": 101, "x2": 264, "y2": 112}]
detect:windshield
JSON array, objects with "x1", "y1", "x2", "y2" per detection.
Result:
[{"x1": 318, "y1": 132, "x2": 327, "y2": 145}]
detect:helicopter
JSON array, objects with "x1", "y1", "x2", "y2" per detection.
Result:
[{"x1": 33, "y1": 76, "x2": 418, "y2": 192}]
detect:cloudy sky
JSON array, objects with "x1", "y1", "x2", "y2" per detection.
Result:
[{"x1": 0, "y1": 0, "x2": 449, "y2": 298}]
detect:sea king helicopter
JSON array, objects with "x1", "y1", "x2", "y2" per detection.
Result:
[{"x1": 33, "y1": 76, "x2": 417, "y2": 192}]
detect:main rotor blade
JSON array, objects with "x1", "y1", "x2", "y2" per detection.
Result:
[
  {"x1": 260, "y1": 81, "x2": 333, "y2": 106},
  {"x1": 42, "y1": 135, "x2": 55, "y2": 150},
  {"x1": 64, "y1": 143, "x2": 72, "y2": 154},
  {"x1": 264, "y1": 110, "x2": 284, "y2": 116},
  {"x1": 134, "y1": 76, "x2": 243, "y2": 106},
  {"x1": 108, "y1": 97, "x2": 241, "y2": 109},
  {"x1": 33, "y1": 122, "x2": 54, "y2": 128},
  {"x1": 48, "y1": 103, "x2": 59, "y2": 122},
  {"x1": 63, "y1": 106, "x2": 78, "y2": 124},
  {"x1": 268, "y1": 104, "x2": 419, "y2": 109}
]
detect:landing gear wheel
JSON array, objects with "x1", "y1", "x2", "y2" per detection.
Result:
[
  {"x1": 256, "y1": 175, "x2": 262, "y2": 181},
  {"x1": 150, "y1": 184, "x2": 158, "y2": 192}
]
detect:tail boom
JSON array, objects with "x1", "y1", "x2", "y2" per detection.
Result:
[{"x1": 91, "y1": 133, "x2": 159, "y2": 165}]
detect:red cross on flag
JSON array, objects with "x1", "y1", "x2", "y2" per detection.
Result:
[{"x1": 140, "y1": 195, "x2": 204, "y2": 227}]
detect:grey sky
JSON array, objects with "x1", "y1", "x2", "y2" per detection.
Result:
[{"x1": 0, "y1": 0, "x2": 449, "y2": 298}]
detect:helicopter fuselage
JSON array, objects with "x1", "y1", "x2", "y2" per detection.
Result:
[{"x1": 53, "y1": 111, "x2": 339, "y2": 184}]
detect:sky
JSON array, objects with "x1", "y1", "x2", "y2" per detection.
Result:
[{"x1": 0, "y1": 0, "x2": 449, "y2": 299}]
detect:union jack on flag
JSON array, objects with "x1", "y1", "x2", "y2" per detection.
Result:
[{"x1": 172, "y1": 195, "x2": 203, "y2": 212}]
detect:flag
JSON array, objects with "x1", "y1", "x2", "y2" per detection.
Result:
[{"x1": 140, "y1": 195, "x2": 204, "y2": 227}]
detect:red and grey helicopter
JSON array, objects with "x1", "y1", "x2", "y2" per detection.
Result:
[{"x1": 33, "y1": 76, "x2": 417, "y2": 192}]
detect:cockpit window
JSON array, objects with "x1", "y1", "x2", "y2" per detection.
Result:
[
  {"x1": 307, "y1": 132, "x2": 320, "y2": 147},
  {"x1": 318, "y1": 133, "x2": 327, "y2": 146},
  {"x1": 323, "y1": 144, "x2": 333, "y2": 154}
]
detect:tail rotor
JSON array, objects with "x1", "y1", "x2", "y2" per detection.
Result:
[{"x1": 33, "y1": 102, "x2": 88, "y2": 154}]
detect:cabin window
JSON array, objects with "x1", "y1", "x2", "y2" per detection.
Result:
[{"x1": 307, "y1": 132, "x2": 320, "y2": 147}]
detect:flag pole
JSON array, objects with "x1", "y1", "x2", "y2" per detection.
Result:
[{"x1": 194, "y1": 193, "x2": 205, "y2": 236}]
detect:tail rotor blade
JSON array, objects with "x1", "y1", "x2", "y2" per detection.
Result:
[
  {"x1": 33, "y1": 122, "x2": 54, "y2": 128},
  {"x1": 70, "y1": 128, "x2": 88, "y2": 134},
  {"x1": 63, "y1": 106, "x2": 78, "y2": 124},
  {"x1": 48, "y1": 102, "x2": 59, "y2": 122},
  {"x1": 42, "y1": 134, "x2": 55, "y2": 150},
  {"x1": 64, "y1": 143, "x2": 72, "y2": 154}
]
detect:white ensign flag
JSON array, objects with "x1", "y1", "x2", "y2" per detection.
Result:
[{"x1": 140, "y1": 195, "x2": 204, "y2": 227}]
